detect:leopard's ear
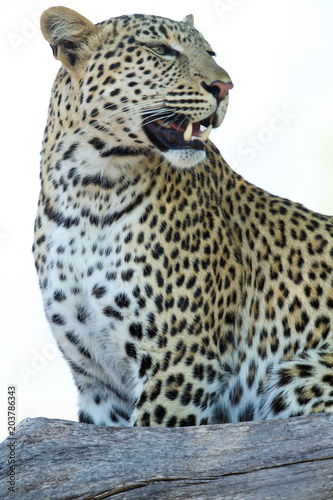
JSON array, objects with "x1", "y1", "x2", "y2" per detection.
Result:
[
  {"x1": 41, "y1": 7, "x2": 98, "y2": 74},
  {"x1": 182, "y1": 14, "x2": 194, "y2": 27}
]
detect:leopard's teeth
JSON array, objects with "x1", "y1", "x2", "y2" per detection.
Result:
[
  {"x1": 183, "y1": 122, "x2": 213, "y2": 142},
  {"x1": 199, "y1": 124, "x2": 213, "y2": 143},
  {"x1": 183, "y1": 122, "x2": 193, "y2": 142}
]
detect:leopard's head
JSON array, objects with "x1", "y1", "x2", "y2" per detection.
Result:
[{"x1": 41, "y1": 7, "x2": 233, "y2": 169}]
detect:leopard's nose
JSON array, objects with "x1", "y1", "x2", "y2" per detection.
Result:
[
  {"x1": 210, "y1": 80, "x2": 233, "y2": 101},
  {"x1": 202, "y1": 80, "x2": 233, "y2": 103}
]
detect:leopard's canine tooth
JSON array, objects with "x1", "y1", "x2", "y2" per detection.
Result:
[
  {"x1": 199, "y1": 124, "x2": 213, "y2": 143},
  {"x1": 183, "y1": 122, "x2": 193, "y2": 141}
]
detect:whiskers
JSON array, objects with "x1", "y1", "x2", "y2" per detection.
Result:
[
  {"x1": 86, "y1": 91, "x2": 190, "y2": 138},
  {"x1": 82, "y1": 92, "x2": 193, "y2": 165}
]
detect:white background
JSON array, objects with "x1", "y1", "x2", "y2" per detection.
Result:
[{"x1": 1, "y1": 0, "x2": 333, "y2": 441}]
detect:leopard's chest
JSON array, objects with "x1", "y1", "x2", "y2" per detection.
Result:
[{"x1": 40, "y1": 210, "x2": 151, "y2": 386}]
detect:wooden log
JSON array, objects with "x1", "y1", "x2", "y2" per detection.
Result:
[{"x1": 0, "y1": 413, "x2": 332, "y2": 499}]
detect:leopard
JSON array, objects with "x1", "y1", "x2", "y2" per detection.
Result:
[{"x1": 33, "y1": 6, "x2": 333, "y2": 427}]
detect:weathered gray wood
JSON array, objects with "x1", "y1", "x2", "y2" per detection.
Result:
[{"x1": 0, "y1": 413, "x2": 332, "y2": 499}]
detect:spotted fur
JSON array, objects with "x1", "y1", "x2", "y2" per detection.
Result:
[{"x1": 33, "y1": 7, "x2": 333, "y2": 427}]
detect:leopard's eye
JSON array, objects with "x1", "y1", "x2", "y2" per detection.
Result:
[
  {"x1": 149, "y1": 45, "x2": 180, "y2": 58},
  {"x1": 152, "y1": 45, "x2": 168, "y2": 56}
]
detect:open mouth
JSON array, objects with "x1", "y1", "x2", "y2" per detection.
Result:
[{"x1": 143, "y1": 114, "x2": 215, "y2": 152}]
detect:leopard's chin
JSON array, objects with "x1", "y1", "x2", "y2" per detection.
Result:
[{"x1": 162, "y1": 149, "x2": 206, "y2": 169}]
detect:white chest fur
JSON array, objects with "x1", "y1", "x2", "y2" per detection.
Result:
[{"x1": 42, "y1": 208, "x2": 151, "y2": 422}]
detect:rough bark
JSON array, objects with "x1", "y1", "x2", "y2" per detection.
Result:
[{"x1": 0, "y1": 413, "x2": 332, "y2": 499}]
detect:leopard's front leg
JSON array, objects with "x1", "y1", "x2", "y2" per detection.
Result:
[{"x1": 132, "y1": 357, "x2": 222, "y2": 427}]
